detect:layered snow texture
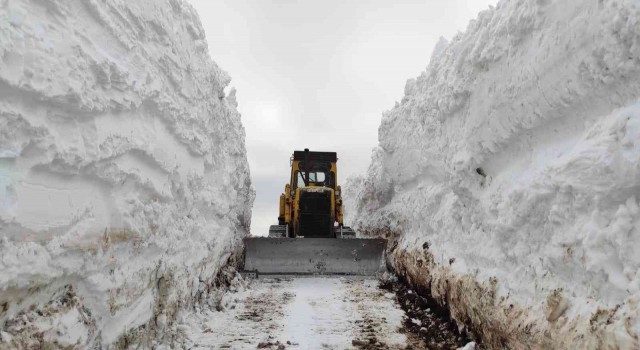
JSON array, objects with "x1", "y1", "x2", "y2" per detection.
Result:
[
  {"x1": 346, "y1": 0, "x2": 640, "y2": 348},
  {"x1": 0, "y1": 0, "x2": 253, "y2": 347}
]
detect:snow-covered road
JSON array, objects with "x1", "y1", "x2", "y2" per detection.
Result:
[{"x1": 181, "y1": 277, "x2": 408, "y2": 349}]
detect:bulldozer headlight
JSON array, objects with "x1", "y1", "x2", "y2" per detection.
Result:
[
  {"x1": 290, "y1": 190, "x2": 295, "y2": 197},
  {"x1": 335, "y1": 190, "x2": 340, "y2": 197}
]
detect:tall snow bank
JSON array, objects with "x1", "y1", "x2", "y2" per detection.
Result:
[
  {"x1": 0, "y1": 0, "x2": 253, "y2": 347},
  {"x1": 347, "y1": 0, "x2": 640, "y2": 348}
]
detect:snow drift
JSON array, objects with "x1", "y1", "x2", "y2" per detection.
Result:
[
  {"x1": 346, "y1": 0, "x2": 640, "y2": 348},
  {"x1": 0, "y1": 0, "x2": 253, "y2": 347}
]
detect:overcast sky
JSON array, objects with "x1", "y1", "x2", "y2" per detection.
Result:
[{"x1": 186, "y1": 0, "x2": 497, "y2": 235}]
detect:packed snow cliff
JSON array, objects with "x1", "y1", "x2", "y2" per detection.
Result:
[
  {"x1": 0, "y1": 0, "x2": 253, "y2": 347},
  {"x1": 346, "y1": 0, "x2": 640, "y2": 348}
]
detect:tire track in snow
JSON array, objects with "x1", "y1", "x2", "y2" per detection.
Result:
[
  {"x1": 181, "y1": 278, "x2": 293, "y2": 349},
  {"x1": 345, "y1": 279, "x2": 408, "y2": 349}
]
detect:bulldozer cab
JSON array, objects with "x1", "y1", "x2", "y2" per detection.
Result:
[{"x1": 291, "y1": 150, "x2": 337, "y2": 189}]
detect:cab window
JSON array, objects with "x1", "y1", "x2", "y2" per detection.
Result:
[
  {"x1": 295, "y1": 170, "x2": 333, "y2": 189},
  {"x1": 296, "y1": 171, "x2": 307, "y2": 188},
  {"x1": 294, "y1": 161, "x2": 335, "y2": 189}
]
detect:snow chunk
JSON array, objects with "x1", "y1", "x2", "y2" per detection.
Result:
[
  {"x1": 429, "y1": 36, "x2": 449, "y2": 63},
  {"x1": 458, "y1": 342, "x2": 476, "y2": 350}
]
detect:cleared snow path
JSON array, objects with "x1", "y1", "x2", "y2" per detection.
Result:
[{"x1": 181, "y1": 277, "x2": 408, "y2": 349}]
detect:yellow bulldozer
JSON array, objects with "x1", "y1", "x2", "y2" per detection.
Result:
[{"x1": 242, "y1": 149, "x2": 386, "y2": 276}]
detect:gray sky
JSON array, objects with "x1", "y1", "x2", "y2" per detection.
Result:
[{"x1": 186, "y1": 0, "x2": 497, "y2": 235}]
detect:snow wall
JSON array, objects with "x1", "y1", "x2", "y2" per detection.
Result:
[
  {"x1": 345, "y1": 0, "x2": 640, "y2": 348},
  {"x1": 0, "y1": 0, "x2": 253, "y2": 347}
]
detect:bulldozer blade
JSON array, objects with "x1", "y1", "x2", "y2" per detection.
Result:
[{"x1": 242, "y1": 237, "x2": 387, "y2": 276}]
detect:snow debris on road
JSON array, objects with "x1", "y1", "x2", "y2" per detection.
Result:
[
  {"x1": 346, "y1": 0, "x2": 640, "y2": 348},
  {"x1": 0, "y1": 0, "x2": 253, "y2": 347},
  {"x1": 383, "y1": 278, "x2": 473, "y2": 349},
  {"x1": 180, "y1": 277, "x2": 408, "y2": 349}
]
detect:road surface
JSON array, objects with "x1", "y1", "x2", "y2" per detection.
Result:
[{"x1": 181, "y1": 277, "x2": 408, "y2": 349}]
